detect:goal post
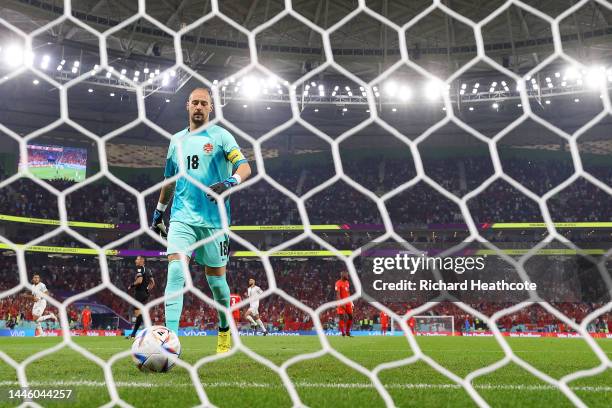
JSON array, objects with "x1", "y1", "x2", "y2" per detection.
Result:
[{"x1": 414, "y1": 315, "x2": 455, "y2": 335}]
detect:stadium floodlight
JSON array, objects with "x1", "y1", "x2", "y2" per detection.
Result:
[
  {"x1": 149, "y1": 73, "x2": 154, "y2": 79},
  {"x1": 110, "y1": 92, "x2": 115, "y2": 97},
  {"x1": 489, "y1": 87, "x2": 494, "y2": 92},
  {"x1": 120, "y1": 68, "x2": 127, "y2": 74},
  {"x1": 373, "y1": 86, "x2": 378, "y2": 92},
  {"x1": 3, "y1": 44, "x2": 23, "y2": 67},
  {"x1": 318, "y1": 84, "x2": 324, "y2": 91},
  {"x1": 40, "y1": 55, "x2": 50, "y2": 70},
  {"x1": 345, "y1": 86, "x2": 351, "y2": 91},
  {"x1": 547, "y1": 83, "x2": 553, "y2": 88},
  {"x1": 73, "y1": 61, "x2": 79, "y2": 67},
  {"x1": 468, "y1": 106, "x2": 474, "y2": 111},
  {"x1": 555, "y1": 72, "x2": 560, "y2": 78},
  {"x1": 266, "y1": 106, "x2": 271, "y2": 110},
  {"x1": 88, "y1": 88, "x2": 93, "y2": 93},
  {"x1": 574, "y1": 98, "x2": 580, "y2": 102},
  {"x1": 384, "y1": 81, "x2": 397, "y2": 97},
  {"x1": 56, "y1": 65, "x2": 62, "y2": 71},
  {"x1": 342, "y1": 107, "x2": 348, "y2": 112},
  {"x1": 243, "y1": 104, "x2": 248, "y2": 108},
  {"x1": 277, "y1": 89, "x2": 282, "y2": 95},
  {"x1": 135, "y1": 70, "x2": 140, "y2": 77},
  {"x1": 517, "y1": 103, "x2": 522, "y2": 107},
  {"x1": 162, "y1": 74, "x2": 169, "y2": 86},
  {"x1": 564, "y1": 66, "x2": 579, "y2": 80},
  {"x1": 492, "y1": 102, "x2": 499, "y2": 109},
  {"x1": 585, "y1": 66, "x2": 606, "y2": 88},
  {"x1": 332, "y1": 91, "x2": 337, "y2": 96},
  {"x1": 347, "y1": 91, "x2": 353, "y2": 96},
  {"x1": 314, "y1": 108, "x2": 319, "y2": 112},
  {"x1": 243, "y1": 76, "x2": 260, "y2": 99},
  {"x1": 333, "y1": 85, "x2": 339, "y2": 91},
  {"x1": 391, "y1": 107, "x2": 397, "y2": 112},
  {"x1": 60, "y1": 59, "x2": 65, "y2": 65},
  {"x1": 221, "y1": 86, "x2": 226, "y2": 91},
  {"x1": 105, "y1": 71, "x2": 112, "y2": 78},
  {"x1": 32, "y1": 79, "x2": 39, "y2": 85},
  {"x1": 311, "y1": 81, "x2": 316, "y2": 87},
  {"x1": 374, "y1": 92, "x2": 380, "y2": 97},
  {"x1": 93, "y1": 64, "x2": 99, "y2": 71},
  {"x1": 474, "y1": 82, "x2": 480, "y2": 88},
  {"x1": 305, "y1": 84, "x2": 310, "y2": 90},
  {"x1": 155, "y1": 69, "x2": 160, "y2": 75},
  {"x1": 561, "y1": 81, "x2": 567, "y2": 87},
  {"x1": 424, "y1": 80, "x2": 443, "y2": 100},
  {"x1": 144, "y1": 67, "x2": 149, "y2": 74},
  {"x1": 71, "y1": 67, "x2": 78, "y2": 74},
  {"x1": 459, "y1": 89, "x2": 465, "y2": 95},
  {"x1": 165, "y1": 98, "x2": 170, "y2": 103},
  {"x1": 461, "y1": 83, "x2": 466, "y2": 89},
  {"x1": 303, "y1": 90, "x2": 309, "y2": 96},
  {"x1": 491, "y1": 81, "x2": 497, "y2": 87},
  {"x1": 545, "y1": 99, "x2": 551, "y2": 104},
  {"x1": 399, "y1": 85, "x2": 411, "y2": 101}
]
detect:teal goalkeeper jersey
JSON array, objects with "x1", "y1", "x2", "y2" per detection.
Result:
[{"x1": 164, "y1": 125, "x2": 247, "y2": 228}]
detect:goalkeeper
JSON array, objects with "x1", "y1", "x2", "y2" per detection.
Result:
[{"x1": 151, "y1": 87, "x2": 251, "y2": 353}]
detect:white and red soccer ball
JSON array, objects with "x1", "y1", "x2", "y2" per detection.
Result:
[{"x1": 131, "y1": 325, "x2": 181, "y2": 372}]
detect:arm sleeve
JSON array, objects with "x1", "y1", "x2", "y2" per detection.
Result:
[
  {"x1": 222, "y1": 129, "x2": 247, "y2": 169},
  {"x1": 164, "y1": 141, "x2": 177, "y2": 178}
]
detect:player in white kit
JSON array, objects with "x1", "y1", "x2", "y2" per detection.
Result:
[
  {"x1": 31, "y1": 274, "x2": 57, "y2": 337},
  {"x1": 245, "y1": 278, "x2": 268, "y2": 335}
]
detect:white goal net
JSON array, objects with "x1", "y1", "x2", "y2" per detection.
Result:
[
  {"x1": 415, "y1": 315, "x2": 455, "y2": 335},
  {"x1": 0, "y1": 0, "x2": 610, "y2": 407}
]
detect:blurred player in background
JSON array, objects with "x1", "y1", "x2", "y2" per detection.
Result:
[
  {"x1": 335, "y1": 271, "x2": 353, "y2": 337},
  {"x1": 126, "y1": 256, "x2": 155, "y2": 339},
  {"x1": 245, "y1": 278, "x2": 268, "y2": 335},
  {"x1": 81, "y1": 305, "x2": 91, "y2": 331},
  {"x1": 230, "y1": 289, "x2": 241, "y2": 326},
  {"x1": 406, "y1": 308, "x2": 416, "y2": 334},
  {"x1": 151, "y1": 88, "x2": 251, "y2": 353},
  {"x1": 380, "y1": 310, "x2": 389, "y2": 336},
  {"x1": 30, "y1": 273, "x2": 57, "y2": 337}
]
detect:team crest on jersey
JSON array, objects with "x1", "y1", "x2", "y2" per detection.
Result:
[{"x1": 203, "y1": 143, "x2": 214, "y2": 154}]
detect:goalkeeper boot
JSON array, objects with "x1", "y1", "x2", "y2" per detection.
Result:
[{"x1": 216, "y1": 330, "x2": 231, "y2": 354}]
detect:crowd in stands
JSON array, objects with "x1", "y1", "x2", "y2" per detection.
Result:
[
  {"x1": 0, "y1": 154, "x2": 610, "y2": 333},
  {"x1": 1, "y1": 156, "x2": 609, "y2": 234},
  {"x1": 1, "y1": 254, "x2": 610, "y2": 333}
]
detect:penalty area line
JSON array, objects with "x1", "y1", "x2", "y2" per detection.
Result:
[{"x1": 0, "y1": 381, "x2": 610, "y2": 393}]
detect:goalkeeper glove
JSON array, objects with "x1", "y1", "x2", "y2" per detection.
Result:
[
  {"x1": 206, "y1": 175, "x2": 241, "y2": 202},
  {"x1": 150, "y1": 203, "x2": 168, "y2": 238}
]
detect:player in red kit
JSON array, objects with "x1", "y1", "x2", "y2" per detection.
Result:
[
  {"x1": 380, "y1": 310, "x2": 389, "y2": 335},
  {"x1": 335, "y1": 271, "x2": 353, "y2": 337},
  {"x1": 81, "y1": 305, "x2": 91, "y2": 331},
  {"x1": 230, "y1": 291, "x2": 241, "y2": 325},
  {"x1": 406, "y1": 308, "x2": 416, "y2": 334}
]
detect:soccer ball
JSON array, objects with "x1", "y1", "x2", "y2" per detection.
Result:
[{"x1": 131, "y1": 326, "x2": 181, "y2": 372}]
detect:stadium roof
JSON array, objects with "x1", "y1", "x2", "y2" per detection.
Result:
[{"x1": 2, "y1": 0, "x2": 612, "y2": 79}]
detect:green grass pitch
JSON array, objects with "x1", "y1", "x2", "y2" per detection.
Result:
[
  {"x1": 28, "y1": 166, "x2": 86, "y2": 182},
  {"x1": 0, "y1": 336, "x2": 610, "y2": 407}
]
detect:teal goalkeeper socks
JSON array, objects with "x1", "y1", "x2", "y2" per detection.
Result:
[
  {"x1": 165, "y1": 260, "x2": 185, "y2": 334},
  {"x1": 206, "y1": 274, "x2": 231, "y2": 329}
]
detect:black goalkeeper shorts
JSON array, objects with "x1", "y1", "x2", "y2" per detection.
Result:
[{"x1": 134, "y1": 291, "x2": 149, "y2": 304}]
